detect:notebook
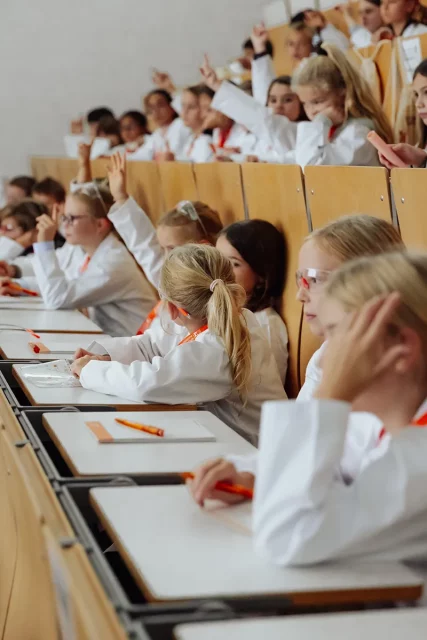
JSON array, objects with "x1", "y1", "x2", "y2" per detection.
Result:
[{"x1": 86, "y1": 418, "x2": 216, "y2": 444}]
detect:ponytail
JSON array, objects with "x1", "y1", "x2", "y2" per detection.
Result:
[{"x1": 160, "y1": 244, "x2": 252, "y2": 399}]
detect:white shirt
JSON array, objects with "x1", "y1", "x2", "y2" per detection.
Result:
[
  {"x1": 25, "y1": 233, "x2": 156, "y2": 337},
  {"x1": 0, "y1": 236, "x2": 25, "y2": 261},
  {"x1": 401, "y1": 22, "x2": 427, "y2": 37},
  {"x1": 297, "y1": 342, "x2": 326, "y2": 400},
  {"x1": 178, "y1": 134, "x2": 215, "y2": 163},
  {"x1": 128, "y1": 118, "x2": 192, "y2": 160},
  {"x1": 255, "y1": 308, "x2": 288, "y2": 385},
  {"x1": 81, "y1": 309, "x2": 287, "y2": 443},
  {"x1": 350, "y1": 25, "x2": 373, "y2": 49},
  {"x1": 212, "y1": 81, "x2": 380, "y2": 167},
  {"x1": 254, "y1": 399, "x2": 427, "y2": 566}
]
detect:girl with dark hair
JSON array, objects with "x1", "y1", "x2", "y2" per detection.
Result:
[{"x1": 119, "y1": 111, "x2": 149, "y2": 151}]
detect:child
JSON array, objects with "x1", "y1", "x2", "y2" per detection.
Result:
[
  {"x1": 379, "y1": 60, "x2": 427, "y2": 169},
  {"x1": 71, "y1": 107, "x2": 115, "y2": 137},
  {"x1": 129, "y1": 89, "x2": 191, "y2": 161},
  {"x1": 339, "y1": 0, "x2": 385, "y2": 48},
  {"x1": 71, "y1": 244, "x2": 287, "y2": 443},
  {"x1": 96, "y1": 116, "x2": 123, "y2": 151},
  {"x1": 119, "y1": 111, "x2": 149, "y2": 151},
  {"x1": 1, "y1": 184, "x2": 156, "y2": 337},
  {"x1": 0, "y1": 201, "x2": 40, "y2": 260},
  {"x1": 253, "y1": 252, "x2": 427, "y2": 567},
  {"x1": 6, "y1": 176, "x2": 36, "y2": 206},
  {"x1": 380, "y1": 0, "x2": 427, "y2": 37},
  {"x1": 202, "y1": 46, "x2": 393, "y2": 166},
  {"x1": 32, "y1": 177, "x2": 66, "y2": 214}
]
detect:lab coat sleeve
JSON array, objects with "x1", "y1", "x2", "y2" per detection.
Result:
[
  {"x1": 225, "y1": 452, "x2": 258, "y2": 475},
  {"x1": 86, "y1": 327, "x2": 166, "y2": 364},
  {"x1": 320, "y1": 23, "x2": 350, "y2": 50},
  {"x1": 31, "y1": 245, "x2": 138, "y2": 310},
  {"x1": 172, "y1": 92, "x2": 183, "y2": 115},
  {"x1": 0, "y1": 236, "x2": 25, "y2": 261},
  {"x1": 295, "y1": 115, "x2": 378, "y2": 167},
  {"x1": 212, "y1": 82, "x2": 297, "y2": 156},
  {"x1": 253, "y1": 400, "x2": 423, "y2": 565},
  {"x1": 79, "y1": 340, "x2": 233, "y2": 404},
  {"x1": 108, "y1": 197, "x2": 163, "y2": 289},
  {"x1": 251, "y1": 55, "x2": 276, "y2": 105},
  {"x1": 127, "y1": 135, "x2": 155, "y2": 161}
]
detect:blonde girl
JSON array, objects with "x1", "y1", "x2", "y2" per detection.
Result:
[
  {"x1": 72, "y1": 244, "x2": 286, "y2": 443},
  {"x1": 254, "y1": 251, "x2": 427, "y2": 568},
  {"x1": 202, "y1": 45, "x2": 393, "y2": 166}
]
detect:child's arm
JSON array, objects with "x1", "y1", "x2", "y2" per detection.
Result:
[
  {"x1": 250, "y1": 23, "x2": 276, "y2": 105},
  {"x1": 107, "y1": 153, "x2": 164, "y2": 289},
  {"x1": 76, "y1": 141, "x2": 93, "y2": 184}
]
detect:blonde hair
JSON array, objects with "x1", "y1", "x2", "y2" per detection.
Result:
[
  {"x1": 158, "y1": 201, "x2": 223, "y2": 245},
  {"x1": 70, "y1": 181, "x2": 114, "y2": 220},
  {"x1": 324, "y1": 251, "x2": 427, "y2": 337},
  {"x1": 292, "y1": 44, "x2": 394, "y2": 143},
  {"x1": 307, "y1": 215, "x2": 404, "y2": 261},
  {"x1": 160, "y1": 243, "x2": 252, "y2": 398}
]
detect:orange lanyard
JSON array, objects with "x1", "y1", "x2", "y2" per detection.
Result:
[
  {"x1": 136, "y1": 301, "x2": 163, "y2": 336},
  {"x1": 79, "y1": 255, "x2": 91, "y2": 274},
  {"x1": 186, "y1": 134, "x2": 199, "y2": 158},
  {"x1": 216, "y1": 125, "x2": 233, "y2": 149},
  {"x1": 377, "y1": 411, "x2": 427, "y2": 444},
  {"x1": 328, "y1": 125, "x2": 338, "y2": 141},
  {"x1": 178, "y1": 324, "x2": 208, "y2": 346}
]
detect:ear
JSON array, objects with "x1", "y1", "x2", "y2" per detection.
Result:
[
  {"x1": 96, "y1": 218, "x2": 112, "y2": 234},
  {"x1": 167, "y1": 301, "x2": 180, "y2": 321},
  {"x1": 394, "y1": 326, "x2": 422, "y2": 374}
]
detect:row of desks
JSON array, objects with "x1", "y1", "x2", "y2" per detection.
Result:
[{"x1": 0, "y1": 300, "x2": 425, "y2": 638}]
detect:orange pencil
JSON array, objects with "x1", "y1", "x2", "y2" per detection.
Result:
[
  {"x1": 115, "y1": 417, "x2": 164, "y2": 437},
  {"x1": 9, "y1": 282, "x2": 39, "y2": 297},
  {"x1": 181, "y1": 472, "x2": 254, "y2": 500}
]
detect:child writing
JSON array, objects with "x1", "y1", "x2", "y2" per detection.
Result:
[
  {"x1": 202, "y1": 45, "x2": 393, "y2": 166},
  {"x1": 253, "y1": 252, "x2": 427, "y2": 567},
  {"x1": 0, "y1": 184, "x2": 156, "y2": 337},
  {"x1": 71, "y1": 244, "x2": 287, "y2": 443}
]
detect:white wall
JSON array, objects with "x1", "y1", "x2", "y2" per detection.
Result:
[{"x1": 0, "y1": 0, "x2": 267, "y2": 176}]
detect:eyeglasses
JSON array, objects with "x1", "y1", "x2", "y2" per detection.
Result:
[
  {"x1": 61, "y1": 214, "x2": 91, "y2": 226},
  {"x1": 295, "y1": 267, "x2": 332, "y2": 291}
]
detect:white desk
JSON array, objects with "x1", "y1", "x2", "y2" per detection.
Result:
[
  {"x1": 13, "y1": 365, "x2": 194, "y2": 411},
  {"x1": 42, "y1": 411, "x2": 254, "y2": 476},
  {"x1": 0, "y1": 332, "x2": 106, "y2": 360},
  {"x1": 0, "y1": 297, "x2": 48, "y2": 310},
  {"x1": 90, "y1": 485, "x2": 423, "y2": 605},
  {"x1": 0, "y1": 309, "x2": 102, "y2": 333},
  {"x1": 175, "y1": 610, "x2": 427, "y2": 640}
]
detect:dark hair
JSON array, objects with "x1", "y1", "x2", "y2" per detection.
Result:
[
  {"x1": 266, "y1": 75, "x2": 308, "y2": 121},
  {"x1": 219, "y1": 219, "x2": 286, "y2": 312},
  {"x1": 413, "y1": 59, "x2": 427, "y2": 147},
  {"x1": 6, "y1": 200, "x2": 48, "y2": 232},
  {"x1": 198, "y1": 85, "x2": 216, "y2": 100},
  {"x1": 120, "y1": 110, "x2": 148, "y2": 131},
  {"x1": 33, "y1": 177, "x2": 66, "y2": 203},
  {"x1": 87, "y1": 107, "x2": 114, "y2": 124},
  {"x1": 242, "y1": 37, "x2": 274, "y2": 57},
  {"x1": 9, "y1": 176, "x2": 36, "y2": 197},
  {"x1": 143, "y1": 89, "x2": 178, "y2": 119},
  {"x1": 365, "y1": 0, "x2": 381, "y2": 6},
  {"x1": 96, "y1": 116, "x2": 123, "y2": 142}
]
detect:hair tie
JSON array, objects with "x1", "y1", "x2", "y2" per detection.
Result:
[{"x1": 210, "y1": 279, "x2": 223, "y2": 292}]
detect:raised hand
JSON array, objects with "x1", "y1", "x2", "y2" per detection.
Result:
[
  {"x1": 36, "y1": 213, "x2": 58, "y2": 243},
  {"x1": 251, "y1": 22, "x2": 269, "y2": 54},
  {"x1": 187, "y1": 458, "x2": 255, "y2": 507},
  {"x1": 70, "y1": 117, "x2": 84, "y2": 134},
  {"x1": 200, "y1": 54, "x2": 221, "y2": 92},
  {"x1": 315, "y1": 293, "x2": 407, "y2": 404},
  {"x1": 107, "y1": 152, "x2": 128, "y2": 203},
  {"x1": 151, "y1": 68, "x2": 176, "y2": 94}
]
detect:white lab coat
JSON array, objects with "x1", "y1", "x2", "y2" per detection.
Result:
[
  {"x1": 350, "y1": 25, "x2": 373, "y2": 49},
  {"x1": 212, "y1": 81, "x2": 380, "y2": 167},
  {"x1": 0, "y1": 236, "x2": 25, "y2": 261},
  {"x1": 212, "y1": 123, "x2": 256, "y2": 158},
  {"x1": 297, "y1": 342, "x2": 326, "y2": 400},
  {"x1": 127, "y1": 118, "x2": 192, "y2": 160},
  {"x1": 80, "y1": 309, "x2": 287, "y2": 443},
  {"x1": 26, "y1": 233, "x2": 156, "y2": 337},
  {"x1": 177, "y1": 134, "x2": 215, "y2": 163},
  {"x1": 400, "y1": 22, "x2": 427, "y2": 37},
  {"x1": 255, "y1": 307, "x2": 288, "y2": 385},
  {"x1": 253, "y1": 399, "x2": 427, "y2": 566}
]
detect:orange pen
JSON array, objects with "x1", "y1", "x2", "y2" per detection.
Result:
[
  {"x1": 181, "y1": 472, "x2": 254, "y2": 500},
  {"x1": 9, "y1": 282, "x2": 39, "y2": 297},
  {"x1": 114, "y1": 417, "x2": 164, "y2": 437}
]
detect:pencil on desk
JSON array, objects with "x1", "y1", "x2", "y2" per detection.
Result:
[
  {"x1": 9, "y1": 282, "x2": 39, "y2": 297},
  {"x1": 30, "y1": 343, "x2": 75, "y2": 355},
  {"x1": 181, "y1": 472, "x2": 254, "y2": 500},
  {"x1": 115, "y1": 417, "x2": 165, "y2": 437}
]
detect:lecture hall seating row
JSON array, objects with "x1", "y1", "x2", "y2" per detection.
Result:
[{"x1": 31, "y1": 157, "x2": 425, "y2": 397}]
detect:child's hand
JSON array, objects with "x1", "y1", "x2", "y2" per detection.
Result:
[
  {"x1": 71, "y1": 117, "x2": 84, "y2": 134},
  {"x1": 71, "y1": 355, "x2": 92, "y2": 378},
  {"x1": 315, "y1": 293, "x2": 407, "y2": 404},
  {"x1": 200, "y1": 54, "x2": 222, "y2": 92},
  {"x1": 187, "y1": 458, "x2": 255, "y2": 507},
  {"x1": 251, "y1": 22, "x2": 269, "y2": 54},
  {"x1": 78, "y1": 141, "x2": 93, "y2": 165},
  {"x1": 73, "y1": 347, "x2": 110, "y2": 361},
  {"x1": 36, "y1": 213, "x2": 58, "y2": 243},
  {"x1": 317, "y1": 104, "x2": 346, "y2": 127},
  {"x1": 0, "y1": 277, "x2": 20, "y2": 297},
  {"x1": 304, "y1": 10, "x2": 327, "y2": 28},
  {"x1": 151, "y1": 69, "x2": 176, "y2": 94},
  {"x1": 107, "y1": 152, "x2": 128, "y2": 203},
  {"x1": 0, "y1": 261, "x2": 16, "y2": 278},
  {"x1": 379, "y1": 143, "x2": 426, "y2": 169}
]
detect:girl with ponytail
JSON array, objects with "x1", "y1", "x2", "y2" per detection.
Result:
[
  {"x1": 71, "y1": 244, "x2": 286, "y2": 443},
  {"x1": 201, "y1": 45, "x2": 393, "y2": 166}
]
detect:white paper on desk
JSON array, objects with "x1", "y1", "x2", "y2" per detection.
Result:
[
  {"x1": 400, "y1": 37, "x2": 422, "y2": 84},
  {"x1": 21, "y1": 360, "x2": 81, "y2": 388},
  {"x1": 92, "y1": 418, "x2": 216, "y2": 444},
  {"x1": 204, "y1": 500, "x2": 253, "y2": 536}
]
